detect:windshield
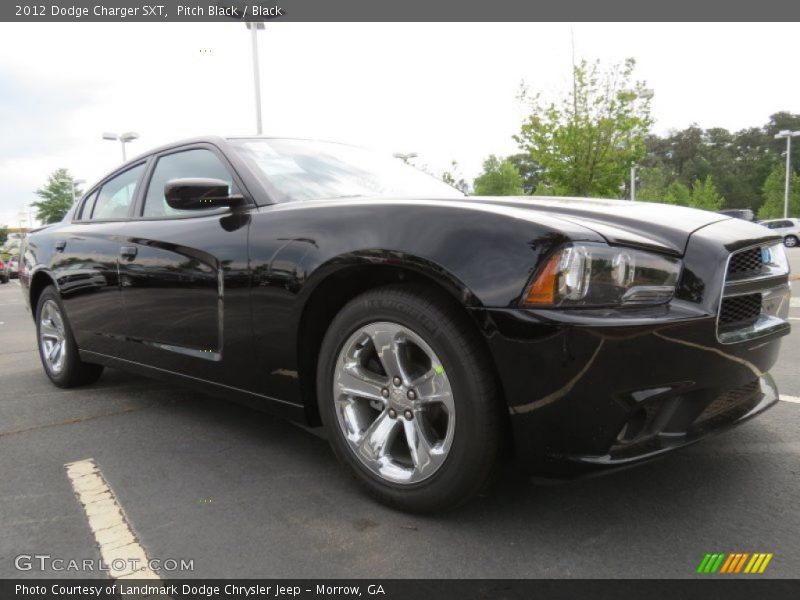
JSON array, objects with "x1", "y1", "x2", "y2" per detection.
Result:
[{"x1": 229, "y1": 138, "x2": 464, "y2": 202}]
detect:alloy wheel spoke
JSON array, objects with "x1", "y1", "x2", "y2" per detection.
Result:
[
  {"x1": 410, "y1": 368, "x2": 454, "y2": 412},
  {"x1": 40, "y1": 319, "x2": 60, "y2": 339},
  {"x1": 335, "y1": 362, "x2": 387, "y2": 402},
  {"x1": 51, "y1": 311, "x2": 65, "y2": 335},
  {"x1": 48, "y1": 340, "x2": 62, "y2": 362},
  {"x1": 403, "y1": 418, "x2": 436, "y2": 471},
  {"x1": 364, "y1": 324, "x2": 407, "y2": 382},
  {"x1": 357, "y1": 411, "x2": 399, "y2": 465}
]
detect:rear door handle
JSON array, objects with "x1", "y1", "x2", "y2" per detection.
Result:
[
  {"x1": 54, "y1": 240, "x2": 66, "y2": 252},
  {"x1": 119, "y1": 246, "x2": 138, "y2": 260}
]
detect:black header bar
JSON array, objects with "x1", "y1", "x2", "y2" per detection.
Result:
[
  {"x1": 2, "y1": 0, "x2": 800, "y2": 22},
  {"x1": 2, "y1": 579, "x2": 800, "y2": 600}
]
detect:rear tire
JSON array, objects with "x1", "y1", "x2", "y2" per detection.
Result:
[
  {"x1": 317, "y1": 284, "x2": 504, "y2": 513},
  {"x1": 785, "y1": 235, "x2": 798, "y2": 248},
  {"x1": 35, "y1": 285, "x2": 104, "y2": 388}
]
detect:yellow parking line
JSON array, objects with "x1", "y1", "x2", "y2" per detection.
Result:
[{"x1": 65, "y1": 459, "x2": 160, "y2": 580}]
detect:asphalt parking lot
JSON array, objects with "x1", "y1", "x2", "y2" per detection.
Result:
[{"x1": 1, "y1": 249, "x2": 799, "y2": 580}]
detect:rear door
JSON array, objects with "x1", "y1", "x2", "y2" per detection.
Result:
[
  {"x1": 54, "y1": 161, "x2": 147, "y2": 358},
  {"x1": 118, "y1": 144, "x2": 257, "y2": 390}
]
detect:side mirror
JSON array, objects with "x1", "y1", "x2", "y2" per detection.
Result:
[{"x1": 164, "y1": 178, "x2": 244, "y2": 210}]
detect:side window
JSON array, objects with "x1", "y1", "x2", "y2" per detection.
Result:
[
  {"x1": 143, "y1": 149, "x2": 237, "y2": 218},
  {"x1": 92, "y1": 163, "x2": 146, "y2": 220},
  {"x1": 77, "y1": 191, "x2": 99, "y2": 220}
]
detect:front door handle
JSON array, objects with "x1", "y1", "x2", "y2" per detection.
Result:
[
  {"x1": 54, "y1": 240, "x2": 66, "y2": 252},
  {"x1": 119, "y1": 246, "x2": 138, "y2": 260}
]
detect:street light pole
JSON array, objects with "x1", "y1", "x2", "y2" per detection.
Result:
[
  {"x1": 102, "y1": 132, "x2": 140, "y2": 162},
  {"x1": 246, "y1": 22, "x2": 265, "y2": 135},
  {"x1": 774, "y1": 130, "x2": 799, "y2": 219},
  {"x1": 622, "y1": 88, "x2": 653, "y2": 201},
  {"x1": 56, "y1": 176, "x2": 85, "y2": 205},
  {"x1": 71, "y1": 179, "x2": 86, "y2": 204},
  {"x1": 393, "y1": 152, "x2": 418, "y2": 164}
]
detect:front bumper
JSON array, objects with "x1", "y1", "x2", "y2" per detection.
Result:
[{"x1": 480, "y1": 306, "x2": 787, "y2": 477}]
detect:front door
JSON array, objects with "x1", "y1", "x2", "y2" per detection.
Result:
[{"x1": 117, "y1": 146, "x2": 256, "y2": 390}]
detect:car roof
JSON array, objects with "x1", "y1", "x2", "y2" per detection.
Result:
[{"x1": 122, "y1": 135, "x2": 354, "y2": 165}]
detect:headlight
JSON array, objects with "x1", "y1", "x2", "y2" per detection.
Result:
[
  {"x1": 762, "y1": 243, "x2": 789, "y2": 275},
  {"x1": 522, "y1": 243, "x2": 682, "y2": 307}
]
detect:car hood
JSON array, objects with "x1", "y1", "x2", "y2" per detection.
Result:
[
  {"x1": 276, "y1": 195, "x2": 731, "y2": 257},
  {"x1": 468, "y1": 196, "x2": 731, "y2": 256}
]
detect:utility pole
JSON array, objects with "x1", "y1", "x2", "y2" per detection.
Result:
[
  {"x1": 774, "y1": 130, "x2": 800, "y2": 218},
  {"x1": 102, "y1": 132, "x2": 139, "y2": 161},
  {"x1": 246, "y1": 22, "x2": 265, "y2": 135}
]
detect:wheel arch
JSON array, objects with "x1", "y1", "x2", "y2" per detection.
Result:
[
  {"x1": 28, "y1": 268, "x2": 58, "y2": 320},
  {"x1": 294, "y1": 254, "x2": 504, "y2": 427}
]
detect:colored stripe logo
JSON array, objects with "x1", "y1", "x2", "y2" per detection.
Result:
[{"x1": 697, "y1": 552, "x2": 773, "y2": 574}]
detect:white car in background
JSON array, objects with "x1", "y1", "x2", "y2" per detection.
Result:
[
  {"x1": 8, "y1": 255, "x2": 19, "y2": 278},
  {"x1": 759, "y1": 218, "x2": 800, "y2": 248}
]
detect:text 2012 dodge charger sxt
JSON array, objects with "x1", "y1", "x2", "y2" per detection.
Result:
[{"x1": 20, "y1": 137, "x2": 791, "y2": 512}]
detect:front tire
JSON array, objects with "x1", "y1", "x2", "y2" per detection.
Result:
[
  {"x1": 785, "y1": 235, "x2": 798, "y2": 248},
  {"x1": 317, "y1": 284, "x2": 504, "y2": 512},
  {"x1": 36, "y1": 286, "x2": 104, "y2": 388}
]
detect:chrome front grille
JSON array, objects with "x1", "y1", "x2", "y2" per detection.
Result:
[
  {"x1": 717, "y1": 243, "x2": 791, "y2": 344},
  {"x1": 727, "y1": 246, "x2": 763, "y2": 279},
  {"x1": 719, "y1": 294, "x2": 762, "y2": 330}
]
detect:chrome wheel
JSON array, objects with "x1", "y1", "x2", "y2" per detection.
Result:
[
  {"x1": 39, "y1": 299, "x2": 67, "y2": 375},
  {"x1": 785, "y1": 236, "x2": 798, "y2": 248},
  {"x1": 333, "y1": 321, "x2": 455, "y2": 485}
]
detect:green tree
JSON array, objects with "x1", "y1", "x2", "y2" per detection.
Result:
[
  {"x1": 662, "y1": 180, "x2": 691, "y2": 205},
  {"x1": 514, "y1": 58, "x2": 653, "y2": 197},
  {"x1": 0, "y1": 225, "x2": 7, "y2": 246},
  {"x1": 635, "y1": 166, "x2": 669, "y2": 202},
  {"x1": 758, "y1": 163, "x2": 800, "y2": 219},
  {"x1": 532, "y1": 181, "x2": 557, "y2": 196},
  {"x1": 688, "y1": 175, "x2": 724, "y2": 211},
  {"x1": 506, "y1": 153, "x2": 542, "y2": 195},
  {"x1": 643, "y1": 113, "x2": 800, "y2": 214},
  {"x1": 473, "y1": 155, "x2": 524, "y2": 196},
  {"x1": 32, "y1": 169, "x2": 81, "y2": 224}
]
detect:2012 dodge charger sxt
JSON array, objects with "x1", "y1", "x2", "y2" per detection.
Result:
[{"x1": 20, "y1": 137, "x2": 792, "y2": 512}]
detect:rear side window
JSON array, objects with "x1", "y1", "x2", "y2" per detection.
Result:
[
  {"x1": 91, "y1": 163, "x2": 146, "y2": 220},
  {"x1": 142, "y1": 149, "x2": 237, "y2": 218},
  {"x1": 77, "y1": 191, "x2": 99, "y2": 220}
]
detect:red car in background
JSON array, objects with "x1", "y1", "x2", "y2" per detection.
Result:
[{"x1": 0, "y1": 258, "x2": 9, "y2": 284}]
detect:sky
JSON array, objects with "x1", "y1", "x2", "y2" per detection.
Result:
[{"x1": 0, "y1": 22, "x2": 798, "y2": 228}]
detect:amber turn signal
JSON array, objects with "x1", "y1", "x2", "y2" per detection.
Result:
[{"x1": 522, "y1": 251, "x2": 562, "y2": 306}]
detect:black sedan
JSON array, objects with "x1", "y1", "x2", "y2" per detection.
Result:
[{"x1": 20, "y1": 137, "x2": 792, "y2": 512}]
